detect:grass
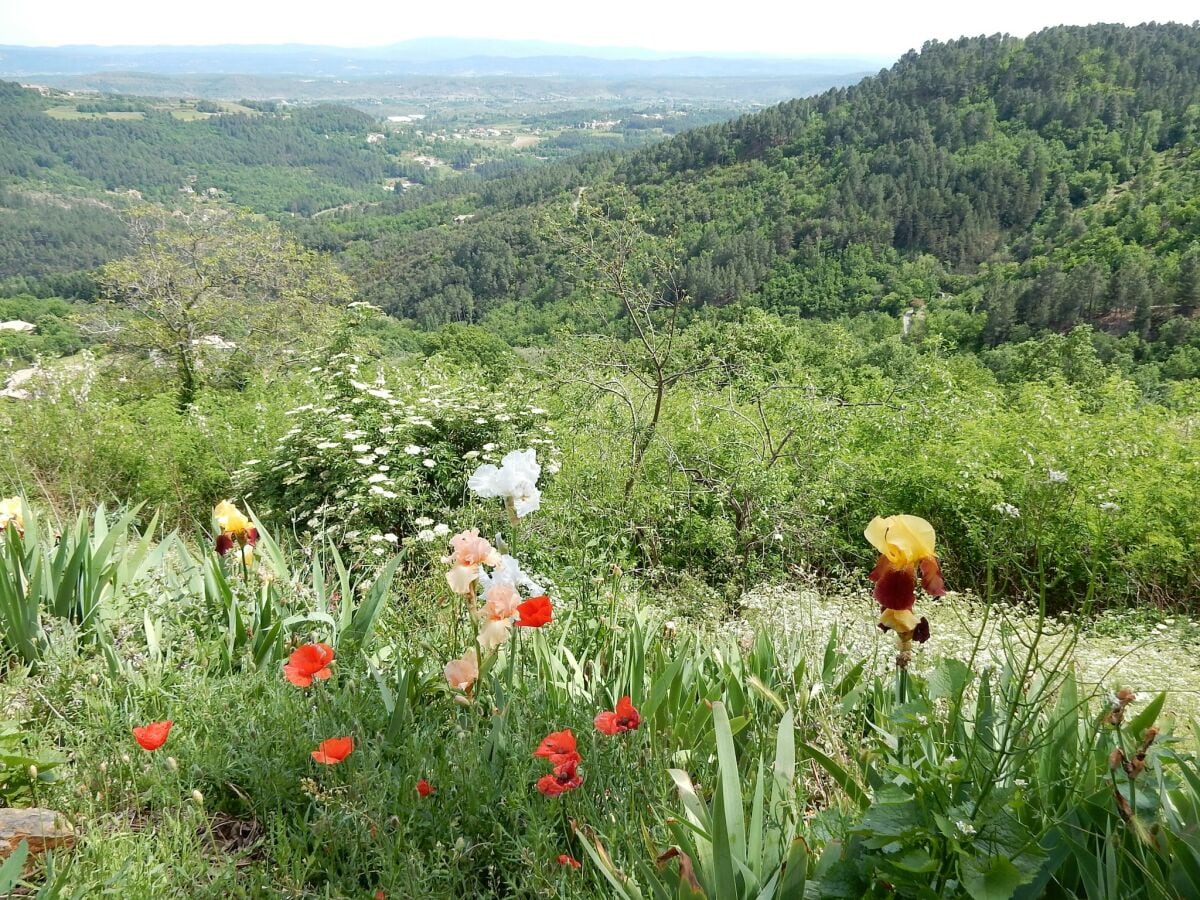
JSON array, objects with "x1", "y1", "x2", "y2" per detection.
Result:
[
  {"x1": 739, "y1": 583, "x2": 1200, "y2": 729},
  {"x1": 43, "y1": 107, "x2": 147, "y2": 121}
]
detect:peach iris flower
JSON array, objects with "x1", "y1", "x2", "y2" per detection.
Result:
[
  {"x1": 444, "y1": 529, "x2": 500, "y2": 595},
  {"x1": 444, "y1": 647, "x2": 479, "y2": 692}
]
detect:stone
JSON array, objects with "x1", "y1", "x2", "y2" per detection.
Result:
[{"x1": 0, "y1": 808, "x2": 75, "y2": 858}]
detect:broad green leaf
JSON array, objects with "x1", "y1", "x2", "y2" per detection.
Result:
[
  {"x1": 0, "y1": 839, "x2": 29, "y2": 892},
  {"x1": 712, "y1": 701, "x2": 747, "y2": 859},
  {"x1": 961, "y1": 854, "x2": 1032, "y2": 900},
  {"x1": 777, "y1": 838, "x2": 809, "y2": 900},
  {"x1": 1127, "y1": 691, "x2": 1166, "y2": 740}
]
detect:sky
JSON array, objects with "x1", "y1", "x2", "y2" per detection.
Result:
[{"x1": 0, "y1": 0, "x2": 1197, "y2": 57}]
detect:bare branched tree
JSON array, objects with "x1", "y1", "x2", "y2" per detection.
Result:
[{"x1": 546, "y1": 188, "x2": 718, "y2": 500}]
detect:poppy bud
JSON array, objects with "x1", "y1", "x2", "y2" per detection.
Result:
[
  {"x1": 121, "y1": 753, "x2": 131, "y2": 765},
  {"x1": 192, "y1": 789, "x2": 204, "y2": 806},
  {"x1": 166, "y1": 757, "x2": 179, "y2": 773},
  {"x1": 90, "y1": 673, "x2": 100, "y2": 686},
  {"x1": 27, "y1": 765, "x2": 37, "y2": 780}
]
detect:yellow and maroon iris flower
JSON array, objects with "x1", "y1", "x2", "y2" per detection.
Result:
[
  {"x1": 0, "y1": 497, "x2": 24, "y2": 536},
  {"x1": 864, "y1": 514, "x2": 945, "y2": 611},
  {"x1": 214, "y1": 500, "x2": 258, "y2": 557}
]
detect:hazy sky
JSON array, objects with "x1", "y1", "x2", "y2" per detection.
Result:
[{"x1": 1, "y1": 0, "x2": 1197, "y2": 56}]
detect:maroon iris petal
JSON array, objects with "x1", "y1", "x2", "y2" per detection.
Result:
[
  {"x1": 919, "y1": 557, "x2": 945, "y2": 597},
  {"x1": 873, "y1": 563, "x2": 917, "y2": 611}
]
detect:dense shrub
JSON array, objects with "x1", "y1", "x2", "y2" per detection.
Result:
[{"x1": 240, "y1": 352, "x2": 559, "y2": 558}]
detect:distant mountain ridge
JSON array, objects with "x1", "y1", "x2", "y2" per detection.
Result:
[{"x1": 0, "y1": 40, "x2": 884, "y2": 79}]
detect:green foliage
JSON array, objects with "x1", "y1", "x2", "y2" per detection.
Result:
[
  {"x1": 0, "y1": 720, "x2": 66, "y2": 806},
  {"x1": 543, "y1": 309, "x2": 1199, "y2": 607},
  {"x1": 0, "y1": 500, "x2": 160, "y2": 665},
  {"x1": 0, "y1": 364, "x2": 299, "y2": 527},
  {"x1": 0, "y1": 294, "x2": 88, "y2": 362},
  {"x1": 804, "y1": 631, "x2": 1197, "y2": 899},
  {"x1": 324, "y1": 23, "x2": 1200, "y2": 376}
]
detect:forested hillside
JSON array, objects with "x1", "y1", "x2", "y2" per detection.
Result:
[
  {"x1": 0, "y1": 83, "x2": 399, "y2": 280},
  {"x1": 326, "y1": 23, "x2": 1200, "y2": 373}
]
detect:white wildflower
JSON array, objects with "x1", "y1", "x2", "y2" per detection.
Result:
[
  {"x1": 478, "y1": 553, "x2": 543, "y2": 596},
  {"x1": 468, "y1": 448, "x2": 541, "y2": 517}
]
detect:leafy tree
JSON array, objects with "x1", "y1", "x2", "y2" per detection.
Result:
[{"x1": 96, "y1": 205, "x2": 352, "y2": 409}]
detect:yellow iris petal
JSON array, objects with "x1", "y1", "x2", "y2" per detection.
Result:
[
  {"x1": 880, "y1": 608, "x2": 920, "y2": 633},
  {"x1": 214, "y1": 500, "x2": 251, "y2": 536},
  {"x1": 0, "y1": 496, "x2": 23, "y2": 534},
  {"x1": 865, "y1": 514, "x2": 937, "y2": 566}
]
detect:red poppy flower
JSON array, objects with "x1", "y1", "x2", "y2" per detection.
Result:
[
  {"x1": 283, "y1": 642, "x2": 335, "y2": 688},
  {"x1": 557, "y1": 854, "x2": 582, "y2": 869},
  {"x1": 537, "y1": 758, "x2": 583, "y2": 796},
  {"x1": 311, "y1": 736, "x2": 354, "y2": 765},
  {"x1": 595, "y1": 695, "x2": 641, "y2": 735},
  {"x1": 533, "y1": 729, "x2": 580, "y2": 766},
  {"x1": 132, "y1": 719, "x2": 173, "y2": 751},
  {"x1": 515, "y1": 595, "x2": 553, "y2": 628},
  {"x1": 416, "y1": 778, "x2": 435, "y2": 797}
]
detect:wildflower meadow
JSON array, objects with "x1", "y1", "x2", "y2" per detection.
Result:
[{"x1": 0, "y1": 339, "x2": 1197, "y2": 900}]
